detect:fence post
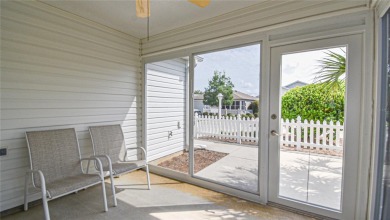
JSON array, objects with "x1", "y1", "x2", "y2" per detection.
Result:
[
  {"x1": 281, "y1": 118, "x2": 284, "y2": 145},
  {"x1": 237, "y1": 114, "x2": 241, "y2": 144},
  {"x1": 195, "y1": 115, "x2": 198, "y2": 138},
  {"x1": 329, "y1": 120, "x2": 334, "y2": 147},
  {"x1": 336, "y1": 121, "x2": 341, "y2": 147},
  {"x1": 296, "y1": 116, "x2": 302, "y2": 149},
  {"x1": 303, "y1": 119, "x2": 308, "y2": 148},
  {"x1": 219, "y1": 115, "x2": 222, "y2": 140}
]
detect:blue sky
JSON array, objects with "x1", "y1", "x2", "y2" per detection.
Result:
[
  {"x1": 194, "y1": 44, "x2": 261, "y2": 96},
  {"x1": 281, "y1": 47, "x2": 346, "y2": 86},
  {"x1": 194, "y1": 45, "x2": 346, "y2": 96}
]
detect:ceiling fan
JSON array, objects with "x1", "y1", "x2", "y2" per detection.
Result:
[{"x1": 136, "y1": 0, "x2": 211, "y2": 18}]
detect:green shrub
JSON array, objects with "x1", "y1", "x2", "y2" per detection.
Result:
[
  {"x1": 248, "y1": 100, "x2": 259, "y2": 114},
  {"x1": 246, "y1": 113, "x2": 254, "y2": 119},
  {"x1": 226, "y1": 113, "x2": 233, "y2": 118},
  {"x1": 202, "y1": 112, "x2": 209, "y2": 116},
  {"x1": 254, "y1": 113, "x2": 259, "y2": 118},
  {"x1": 281, "y1": 83, "x2": 345, "y2": 123}
]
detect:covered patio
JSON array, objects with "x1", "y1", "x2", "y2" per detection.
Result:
[{"x1": 1, "y1": 0, "x2": 389, "y2": 219}]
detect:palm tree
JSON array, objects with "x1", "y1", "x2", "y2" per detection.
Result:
[{"x1": 314, "y1": 49, "x2": 346, "y2": 91}]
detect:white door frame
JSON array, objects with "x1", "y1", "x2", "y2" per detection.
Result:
[
  {"x1": 268, "y1": 34, "x2": 363, "y2": 219},
  {"x1": 142, "y1": 34, "x2": 267, "y2": 204}
]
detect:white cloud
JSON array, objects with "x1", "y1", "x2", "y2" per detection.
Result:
[
  {"x1": 241, "y1": 80, "x2": 254, "y2": 88},
  {"x1": 281, "y1": 47, "x2": 346, "y2": 86}
]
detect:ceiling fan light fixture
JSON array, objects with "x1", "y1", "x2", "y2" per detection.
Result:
[
  {"x1": 136, "y1": 0, "x2": 150, "y2": 18},
  {"x1": 188, "y1": 0, "x2": 211, "y2": 8}
]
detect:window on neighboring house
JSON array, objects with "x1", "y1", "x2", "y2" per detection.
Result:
[{"x1": 222, "y1": 101, "x2": 247, "y2": 110}]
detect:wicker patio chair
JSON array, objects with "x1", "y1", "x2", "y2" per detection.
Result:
[
  {"x1": 24, "y1": 128, "x2": 114, "y2": 220},
  {"x1": 89, "y1": 124, "x2": 151, "y2": 193}
]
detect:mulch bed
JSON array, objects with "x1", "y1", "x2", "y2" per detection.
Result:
[
  {"x1": 198, "y1": 137, "x2": 257, "y2": 145},
  {"x1": 158, "y1": 149, "x2": 228, "y2": 173}
]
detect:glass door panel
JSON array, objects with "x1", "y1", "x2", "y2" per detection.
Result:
[
  {"x1": 278, "y1": 47, "x2": 345, "y2": 210},
  {"x1": 192, "y1": 44, "x2": 261, "y2": 193},
  {"x1": 269, "y1": 35, "x2": 362, "y2": 219},
  {"x1": 146, "y1": 57, "x2": 190, "y2": 174}
]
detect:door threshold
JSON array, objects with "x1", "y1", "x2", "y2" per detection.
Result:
[{"x1": 267, "y1": 202, "x2": 337, "y2": 220}]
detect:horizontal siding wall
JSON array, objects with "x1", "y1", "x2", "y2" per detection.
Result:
[
  {"x1": 141, "y1": 0, "x2": 367, "y2": 55},
  {"x1": 146, "y1": 59, "x2": 187, "y2": 161},
  {"x1": 0, "y1": 1, "x2": 141, "y2": 211}
]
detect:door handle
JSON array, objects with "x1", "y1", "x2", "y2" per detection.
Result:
[{"x1": 271, "y1": 130, "x2": 279, "y2": 136}]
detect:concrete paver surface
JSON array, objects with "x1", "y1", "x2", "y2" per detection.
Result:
[{"x1": 195, "y1": 140, "x2": 342, "y2": 210}]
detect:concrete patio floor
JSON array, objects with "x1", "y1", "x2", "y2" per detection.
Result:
[
  {"x1": 3, "y1": 171, "x2": 313, "y2": 220},
  {"x1": 195, "y1": 140, "x2": 259, "y2": 193},
  {"x1": 195, "y1": 140, "x2": 342, "y2": 210}
]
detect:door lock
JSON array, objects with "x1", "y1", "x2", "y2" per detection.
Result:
[{"x1": 271, "y1": 114, "x2": 277, "y2": 120}]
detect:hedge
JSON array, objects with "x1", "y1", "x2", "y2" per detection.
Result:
[{"x1": 281, "y1": 83, "x2": 345, "y2": 123}]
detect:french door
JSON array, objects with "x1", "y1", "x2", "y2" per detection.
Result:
[{"x1": 268, "y1": 35, "x2": 363, "y2": 219}]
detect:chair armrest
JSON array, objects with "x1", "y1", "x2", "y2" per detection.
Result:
[
  {"x1": 126, "y1": 147, "x2": 147, "y2": 160},
  {"x1": 25, "y1": 170, "x2": 46, "y2": 192},
  {"x1": 91, "y1": 155, "x2": 113, "y2": 173},
  {"x1": 80, "y1": 157, "x2": 104, "y2": 178}
]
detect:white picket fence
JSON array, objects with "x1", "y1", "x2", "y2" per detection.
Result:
[
  {"x1": 281, "y1": 116, "x2": 344, "y2": 150},
  {"x1": 194, "y1": 115, "x2": 344, "y2": 150},
  {"x1": 195, "y1": 115, "x2": 259, "y2": 144}
]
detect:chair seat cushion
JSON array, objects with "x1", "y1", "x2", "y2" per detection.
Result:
[
  {"x1": 44, "y1": 174, "x2": 101, "y2": 198},
  {"x1": 106, "y1": 160, "x2": 147, "y2": 175}
]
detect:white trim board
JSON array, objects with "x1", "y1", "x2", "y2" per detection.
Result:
[{"x1": 141, "y1": 1, "x2": 368, "y2": 56}]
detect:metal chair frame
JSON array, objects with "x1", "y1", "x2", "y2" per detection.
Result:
[
  {"x1": 24, "y1": 128, "x2": 115, "y2": 220},
  {"x1": 89, "y1": 124, "x2": 151, "y2": 198}
]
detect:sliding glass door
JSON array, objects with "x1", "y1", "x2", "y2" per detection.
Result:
[
  {"x1": 191, "y1": 44, "x2": 261, "y2": 193},
  {"x1": 145, "y1": 57, "x2": 190, "y2": 174}
]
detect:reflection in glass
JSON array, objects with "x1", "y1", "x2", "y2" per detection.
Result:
[
  {"x1": 278, "y1": 47, "x2": 346, "y2": 210},
  {"x1": 193, "y1": 44, "x2": 261, "y2": 193}
]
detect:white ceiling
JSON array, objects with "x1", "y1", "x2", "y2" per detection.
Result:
[{"x1": 41, "y1": 0, "x2": 265, "y2": 39}]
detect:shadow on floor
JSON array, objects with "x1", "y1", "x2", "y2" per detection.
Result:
[{"x1": 3, "y1": 171, "x2": 313, "y2": 220}]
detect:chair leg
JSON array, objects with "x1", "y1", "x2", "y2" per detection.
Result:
[
  {"x1": 42, "y1": 192, "x2": 50, "y2": 220},
  {"x1": 146, "y1": 165, "x2": 151, "y2": 190},
  {"x1": 24, "y1": 173, "x2": 29, "y2": 211},
  {"x1": 35, "y1": 170, "x2": 50, "y2": 219},
  {"x1": 101, "y1": 179, "x2": 108, "y2": 212},
  {"x1": 109, "y1": 174, "x2": 117, "y2": 207}
]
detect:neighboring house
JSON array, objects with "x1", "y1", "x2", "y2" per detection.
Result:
[
  {"x1": 281, "y1": 80, "x2": 308, "y2": 95},
  {"x1": 194, "y1": 93, "x2": 205, "y2": 112},
  {"x1": 194, "y1": 90, "x2": 257, "y2": 114}
]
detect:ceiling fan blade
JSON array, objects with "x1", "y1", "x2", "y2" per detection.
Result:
[
  {"x1": 188, "y1": 0, "x2": 211, "y2": 8},
  {"x1": 136, "y1": 0, "x2": 150, "y2": 18}
]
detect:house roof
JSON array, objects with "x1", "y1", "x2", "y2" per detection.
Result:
[
  {"x1": 194, "y1": 91, "x2": 256, "y2": 101},
  {"x1": 282, "y1": 80, "x2": 308, "y2": 90},
  {"x1": 233, "y1": 90, "x2": 257, "y2": 101},
  {"x1": 194, "y1": 94, "x2": 204, "y2": 100}
]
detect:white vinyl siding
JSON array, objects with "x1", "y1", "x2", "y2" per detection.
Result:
[
  {"x1": 146, "y1": 59, "x2": 187, "y2": 161},
  {"x1": 0, "y1": 1, "x2": 141, "y2": 211}
]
